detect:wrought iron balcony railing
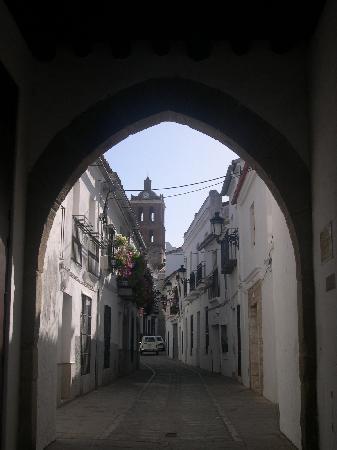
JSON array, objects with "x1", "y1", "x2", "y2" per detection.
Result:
[
  {"x1": 196, "y1": 262, "x2": 205, "y2": 286},
  {"x1": 207, "y1": 268, "x2": 220, "y2": 299},
  {"x1": 221, "y1": 228, "x2": 239, "y2": 274}
]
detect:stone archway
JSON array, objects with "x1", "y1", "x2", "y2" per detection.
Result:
[{"x1": 20, "y1": 78, "x2": 317, "y2": 449}]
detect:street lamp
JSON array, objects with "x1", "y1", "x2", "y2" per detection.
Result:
[
  {"x1": 210, "y1": 211, "x2": 225, "y2": 241},
  {"x1": 177, "y1": 264, "x2": 187, "y2": 281},
  {"x1": 210, "y1": 212, "x2": 239, "y2": 252}
]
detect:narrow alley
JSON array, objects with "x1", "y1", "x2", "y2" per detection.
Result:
[{"x1": 47, "y1": 356, "x2": 295, "y2": 450}]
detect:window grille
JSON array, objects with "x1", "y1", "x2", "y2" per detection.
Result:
[
  {"x1": 72, "y1": 218, "x2": 83, "y2": 265},
  {"x1": 190, "y1": 315, "x2": 194, "y2": 355},
  {"x1": 183, "y1": 279, "x2": 187, "y2": 297},
  {"x1": 196, "y1": 262, "x2": 204, "y2": 286},
  {"x1": 81, "y1": 295, "x2": 92, "y2": 375},
  {"x1": 88, "y1": 238, "x2": 99, "y2": 276},
  {"x1": 107, "y1": 226, "x2": 115, "y2": 270},
  {"x1": 60, "y1": 205, "x2": 66, "y2": 259},
  {"x1": 221, "y1": 228, "x2": 239, "y2": 274},
  {"x1": 189, "y1": 271, "x2": 196, "y2": 291},
  {"x1": 208, "y1": 268, "x2": 220, "y2": 299},
  {"x1": 205, "y1": 307, "x2": 209, "y2": 354}
]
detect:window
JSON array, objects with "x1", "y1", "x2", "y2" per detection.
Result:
[
  {"x1": 250, "y1": 202, "x2": 256, "y2": 246},
  {"x1": 130, "y1": 315, "x2": 135, "y2": 362},
  {"x1": 181, "y1": 330, "x2": 183, "y2": 355},
  {"x1": 72, "y1": 218, "x2": 82, "y2": 265},
  {"x1": 89, "y1": 196, "x2": 96, "y2": 230},
  {"x1": 138, "y1": 208, "x2": 144, "y2": 222},
  {"x1": 81, "y1": 295, "x2": 92, "y2": 375},
  {"x1": 149, "y1": 230, "x2": 154, "y2": 243},
  {"x1": 212, "y1": 250, "x2": 217, "y2": 268},
  {"x1": 107, "y1": 226, "x2": 115, "y2": 270},
  {"x1": 60, "y1": 205, "x2": 66, "y2": 259},
  {"x1": 205, "y1": 307, "x2": 209, "y2": 354},
  {"x1": 88, "y1": 238, "x2": 99, "y2": 276},
  {"x1": 150, "y1": 207, "x2": 155, "y2": 222},
  {"x1": 208, "y1": 268, "x2": 220, "y2": 299},
  {"x1": 221, "y1": 325, "x2": 229, "y2": 353},
  {"x1": 189, "y1": 271, "x2": 196, "y2": 291},
  {"x1": 190, "y1": 315, "x2": 194, "y2": 355},
  {"x1": 104, "y1": 305, "x2": 111, "y2": 368}
]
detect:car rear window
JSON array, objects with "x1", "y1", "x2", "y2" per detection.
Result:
[
  {"x1": 144, "y1": 337, "x2": 155, "y2": 342},
  {"x1": 156, "y1": 337, "x2": 163, "y2": 341}
]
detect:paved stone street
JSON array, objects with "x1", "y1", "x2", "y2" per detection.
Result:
[{"x1": 46, "y1": 356, "x2": 296, "y2": 449}]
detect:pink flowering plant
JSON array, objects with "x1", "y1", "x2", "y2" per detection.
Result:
[
  {"x1": 115, "y1": 234, "x2": 155, "y2": 311},
  {"x1": 114, "y1": 234, "x2": 139, "y2": 278}
]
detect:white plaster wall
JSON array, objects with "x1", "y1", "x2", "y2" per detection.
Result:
[
  {"x1": 171, "y1": 190, "x2": 234, "y2": 376},
  {"x1": 237, "y1": 171, "x2": 300, "y2": 447},
  {"x1": 271, "y1": 195, "x2": 301, "y2": 448},
  {"x1": 37, "y1": 160, "x2": 144, "y2": 449},
  {"x1": 165, "y1": 251, "x2": 184, "y2": 278},
  {"x1": 237, "y1": 173, "x2": 278, "y2": 401},
  {"x1": 37, "y1": 186, "x2": 100, "y2": 450},
  {"x1": 37, "y1": 210, "x2": 62, "y2": 450},
  {"x1": 310, "y1": 2, "x2": 337, "y2": 447}
]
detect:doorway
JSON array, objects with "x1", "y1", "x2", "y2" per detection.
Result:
[
  {"x1": 196, "y1": 311, "x2": 200, "y2": 367},
  {"x1": 248, "y1": 281, "x2": 263, "y2": 395}
]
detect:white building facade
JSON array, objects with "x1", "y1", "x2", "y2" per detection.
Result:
[
  {"x1": 37, "y1": 157, "x2": 146, "y2": 449},
  {"x1": 165, "y1": 160, "x2": 301, "y2": 448}
]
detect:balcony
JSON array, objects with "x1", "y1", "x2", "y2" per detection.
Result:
[
  {"x1": 196, "y1": 262, "x2": 205, "y2": 286},
  {"x1": 207, "y1": 268, "x2": 220, "y2": 299},
  {"x1": 221, "y1": 229, "x2": 238, "y2": 274},
  {"x1": 189, "y1": 271, "x2": 196, "y2": 291}
]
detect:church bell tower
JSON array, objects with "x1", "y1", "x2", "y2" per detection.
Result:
[{"x1": 130, "y1": 177, "x2": 165, "y2": 270}]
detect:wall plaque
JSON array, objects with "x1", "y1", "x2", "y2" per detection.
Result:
[{"x1": 320, "y1": 222, "x2": 333, "y2": 263}]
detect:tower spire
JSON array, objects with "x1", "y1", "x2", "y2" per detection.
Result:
[{"x1": 144, "y1": 176, "x2": 151, "y2": 191}]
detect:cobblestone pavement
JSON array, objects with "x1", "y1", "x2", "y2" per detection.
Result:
[{"x1": 46, "y1": 355, "x2": 297, "y2": 449}]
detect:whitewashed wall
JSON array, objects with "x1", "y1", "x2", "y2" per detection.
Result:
[
  {"x1": 37, "y1": 163, "x2": 140, "y2": 450},
  {"x1": 236, "y1": 170, "x2": 300, "y2": 448}
]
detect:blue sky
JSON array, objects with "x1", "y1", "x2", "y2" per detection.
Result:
[{"x1": 105, "y1": 123, "x2": 237, "y2": 248}]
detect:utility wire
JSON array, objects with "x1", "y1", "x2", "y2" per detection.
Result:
[
  {"x1": 124, "y1": 175, "x2": 226, "y2": 191},
  {"x1": 112, "y1": 180, "x2": 224, "y2": 202},
  {"x1": 163, "y1": 181, "x2": 224, "y2": 198}
]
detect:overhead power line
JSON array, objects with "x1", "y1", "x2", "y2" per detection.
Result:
[
  {"x1": 112, "y1": 180, "x2": 224, "y2": 203},
  {"x1": 163, "y1": 181, "x2": 224, "y2": 198},
  {"x1": 124, "y1": 174, "x2": 226, "y2": 192}
]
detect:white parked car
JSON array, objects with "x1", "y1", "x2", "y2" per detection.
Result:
[
  {"x1": 155, "y1": 336, "x2": 165, "y2": 351},
  {"x1": 139, "y1": 336, "x2": 159, "y2": 355}
]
